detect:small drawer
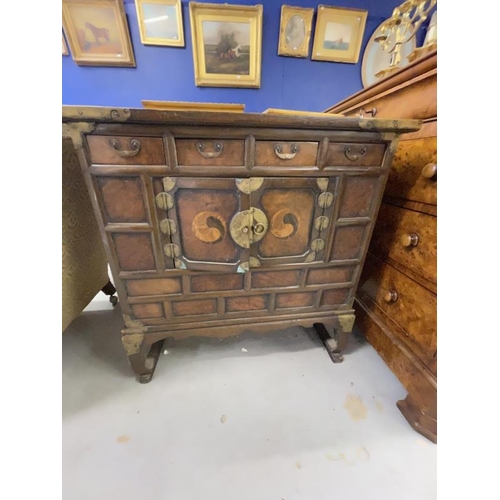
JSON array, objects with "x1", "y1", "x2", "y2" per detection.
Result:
[
  {"x1": 176, "y1": 139, "x2": 245, "y2": 166},
  {"x1": 87, "y1": 135, "x2": 166, "y2": 165},
  {"x1": 370, "y1": 203, "x2": 436, "y2": 285},
  {"x1": 385, "y1": 136, "x2": 437, "y2": 206},
  {"x1": 359, "y1": 254, "x2": 436, "y2": 357},
  {"x1": 325, "y1": 142, "x2": 386, "y2": 167},
  {"x1": 255, "y1": 141, "x2": 318, "y2": 167}
]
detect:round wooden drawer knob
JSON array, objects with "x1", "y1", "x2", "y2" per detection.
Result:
[
  {"x1": 383, "y1": 290, "x2": 398, "y2": 303},
  {"x1": 421, "y1": 163, "x2": 437, "y2": 179},
  {"x1": 400, "y1": 233, "x2": 419, "y2": 248}
]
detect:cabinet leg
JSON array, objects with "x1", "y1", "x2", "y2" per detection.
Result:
[
  {"x1": 101, "y1": 279, "x2": 118, "y2": 306},
  {"x1": 122, "y1": 333, "x2": 163, "y2": 383},
  {"x1": 314, "y1": 314, "x2": 355, "y2": 364},
  {"x1": 397, "y1": 393, "x2": 437, "y2": 443}
]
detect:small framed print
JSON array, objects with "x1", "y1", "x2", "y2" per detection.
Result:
[
  {"x1": 135, "y1": 0, "x2": 185, "y2": 47},
  {"x1": 62, "y1": 33, "x2": 69, "y2": 55},
  {"x1": 278, "y1": 5, "x2": 314, "y2": 58},
  {"x1": 62, "y1": 0, "x2": 136, "y2": 67},
  {"x1": 312, "y1": 5, "x2": 368, "y2": 64}
]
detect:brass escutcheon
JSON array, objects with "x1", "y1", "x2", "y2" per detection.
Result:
[
  {"x1": 314, "y1": 216, "x2": 330, "y2": 231},
  {"x1": 159, "y1": 218, "x2": 177, "y2": 235},
  {"x1": 156, "y1": 192, "x2": 173, "y2": 211},
  {"x1": 164, "y1": 243, "x2": 180, "y2": 258},
  {"x1": 230, "y1": 207, "x2": 268, "y2": 248}
]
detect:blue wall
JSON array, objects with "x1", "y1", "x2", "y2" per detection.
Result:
[{"x1": 62, "y1": 0, "x2": 429, "y2": 113}]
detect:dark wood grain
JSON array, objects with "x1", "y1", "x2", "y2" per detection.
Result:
[
  {"x1": 113, "y1": 233, "x2": 156, "y2": 271},
  {"x1": 191, "y1": 274, "x2": 244, "y2": 293},
  {"x1": 87, "y1": 136, "x2": 166, "y2": 165},
  {"x1": 325, "y1": 143, "x2": 385, "y2": 167},
  {"x1": 131, "y1": 303, "x2": 164, "y2": 319},
  {"x1": 255, "y1": 141, "x2": 318, "y2": 166},
  {"x1": 126, "y1": 278, "x2": 182, "y2": 296},
  {"x1": 172, "y1": 299, "x2": 217, "y2": 316},
  {"x1": 97, "y1": 177, "x2": 147, "y2": 223},
  {"x1": 339, "y1": 176, "x2": 379, "y2": 218},
  {"x1": 226, "y1": 295, "x2": 268, "y2": 312},
  {"x1": 176, "y1": 139, "x2": 245, "y2": 166},
  {"x1": 307, "y1": 266, "x2": 354, "y2": 285},
  {"x1": 275, "y1": 292, "x2": 315, "y2": 309},
  {"x1": 252, "y1": 270, "x2": 301, "y2": 288},
  {"x1": 330, "y1": 226, "x2": 366, "y2": 261}
]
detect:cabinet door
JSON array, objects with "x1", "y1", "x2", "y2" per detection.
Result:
[
  {"x1": 154, "y1": 177, "x2": 249, "y2": 272},
  {"x1": 249, "y1": 177, "x2": 337, "y2": 266}
]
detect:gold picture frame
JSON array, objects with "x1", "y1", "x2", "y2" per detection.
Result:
[
  {"x1": 312, "y1": 5, "x2": 367, "y2": 64},
  {"x1": 135, "y1": 0, "x2": 185, "y2": 47},
  {"x1": 62, "y1": 33, "x2": 69, "y2": 55},
  {"x1": 278, "y1": 5, "x2": 314, "y2": 58},
  {"x1": 189, "y1": 2, "x2": 263, "y2": 88},
  {"x1": 62, "y1": 0, "x2": 136, "y2": 67}
]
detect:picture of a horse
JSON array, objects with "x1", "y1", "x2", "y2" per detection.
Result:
[
  {"x1": 67, "y1": 4, "x2": 124, "y2": 55},
  {"x1": 202, "y1": 21, "x2": 250, "y2": 75}
]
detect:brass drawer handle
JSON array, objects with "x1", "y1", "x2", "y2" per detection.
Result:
[
  {"x1": 400, "y1": 233, "x2": 419, "y2": 248},
  {"x1": 383, "y1": 290, "x2": 398, "y2": 303},
  {"x1": 109, "y1": 138, "x2": 141, "y2": 157},
  {"x1": 344, "y1": 146, "x2": 367, "y2": 162},
  {"x1": 274, "y1": 143, "x2": 299, "y2": 160},
  {"x1": 357, "y1": 107, "x2": 377, "y2": 118},
  {"x1": 421, "y1": 163, "x2": 437, "y2": 179},
  {"x1": 196, "y1": 141, "x2": 223, "y2": 159}
]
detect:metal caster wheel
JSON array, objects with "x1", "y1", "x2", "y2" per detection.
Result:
[{"x1": 109, "y1": 295, "x2": 118, "y2": 306}]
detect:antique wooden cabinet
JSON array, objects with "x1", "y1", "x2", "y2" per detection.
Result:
[
  {"x1": 62, "y1": 106, "x2": 419, "y2": 384},
  {"x1": 326, "y1": 50, "x2": 437, "y2": 442}
]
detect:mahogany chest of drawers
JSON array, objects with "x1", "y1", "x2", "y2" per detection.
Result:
[
  {"x1": 326, "y1": 50, "x2": 437, "y2": 442},
  {"x1": 62, "y1": 106, "x2": 419, "y2": 383}
]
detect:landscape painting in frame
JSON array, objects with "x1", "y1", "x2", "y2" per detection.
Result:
[
  {"x1": 312, "y1": 5, "x2": 367, "y2": 64},
  {"x1": 278, "y1": 5, "x2": 314, "y2": 58},
  {"x1": 189, "y1": 3, "x2": 263, "y2": 88},
  {"x1": 62, "y1": 0, "x2": 135, "y2": 67},
  {"x1": 135, "y1": 0, "x2": 185, "y2": 47}
]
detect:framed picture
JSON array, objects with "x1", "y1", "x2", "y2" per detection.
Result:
[
  {"x1": 311, "y1": 5, "x2": 367, "y2": 64},
  {"x1": 135, "y1": 0, "x2": 185, "y2": 47},
  {"x1": 62, "y1": 33, "x2": 69, "y2": 55},
  {"x1": 278, "y1": 5, "x2": 314, "y2": 58},
  {"x1": 189, "y1": 2, "x2": 263, "y2": 88},
  {"x1": 62, "y1": 0, "x2": 136, "y2": 67}
]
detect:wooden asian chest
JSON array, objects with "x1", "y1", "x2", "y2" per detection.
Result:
[
  {"x1": 326, "y1": 50, "x2": 437, "y2": 442},
  {"x1": 62, "y1": 106, "x2": 419, "y2": 384}
]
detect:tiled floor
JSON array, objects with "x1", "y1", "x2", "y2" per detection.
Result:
[{"x1": 62, "y1": 292, "x2": 436, "y2": 500}]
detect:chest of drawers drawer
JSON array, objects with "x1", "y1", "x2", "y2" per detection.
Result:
[
  {"x1": 176, "y1": 139, "x2": 245, "y2": 166},
  {"x1": 359, "y1": 253, "x2": 436, "y2": 358},
  {"x1": 369, "y1": 203, "x2": 436, "y2": 286},
  {"x1": 384, "y1": 136, "x2": 437, "y2": 206},
  {"x1": 87, "y1": 135, "x2": 166, "y2": 165}
]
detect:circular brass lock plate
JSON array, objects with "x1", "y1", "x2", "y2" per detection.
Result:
[
  {"x1": 230, "y1": 208, "x2": 269, "y2": 248},
  {"x1": 250, "y1": 208, "x2": 268, "y2": 243}
]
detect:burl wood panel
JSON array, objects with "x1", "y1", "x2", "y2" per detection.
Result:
[
  {"x1": 97, "y1": 177, "x2": 147, "y2": 223},
  {"x1": 255, "y1": 141, "x2": 318, "y2": 166},
  {"x1": 87, "y1": 136, "x2": 166, "y2": 165},
  {"x1": 359, "y1": 254, "x2": 436, "y2": 356},
  {"x1": 252, "y1": 270, "x2": 301, "y2": 289},
  {"x1": 176, "y1": 139, "x2": 245, "y2": 166},
  {"x1": 177, "y1": 188, "x2": 240, "y2": 263},
  {"x1": 385, "y1": 136, "x2": 437, "y2": 206},
  {"x1": 370, "y1": 203, "x2": 436, "y2": 286},
  {"x1": 226, "y1": 295, "x2": 268, "y2": 312},
  {"x1": 276, "y1": 292, "x2": 315, "y2": 309},
  {"x1": 172, "y1": 299, "x2": 217, "y2": 316},
  {"x1": 131, "y1": 303, "x2": 164, "y2": 319},
  {"x1": 191, "y1": 274, "x2": 244, "y2": 293},
  {"x1": 113, "y1": 233, "x2": 156, "y2": 271},
  {"x1": 354, "y1": 299, "x2": 436, "y2": 428},
  {"x1": 259, "y1": 189, "x2": 315, "y2": 257},
  {"x1": 126, "y1": 278, "x2": 182, "y2": 296},
  {"x1": 307, "y1": 266, "x2": 354, "y2": 285},
  {"x1": 320, "y1": 289, "x2": 349, "y2": 306},
  {"x1": 339, "y1": 176, "x2": 379, "y2": 218},
  {"x1": 330, "y1": 226, "x2": 365, "y2": 261},
  {"x1": 325, "y1": 143, "x2": 385, "y2": 167}
]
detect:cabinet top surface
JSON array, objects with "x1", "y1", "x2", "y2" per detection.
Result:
[{"x1": 62, "y1": 105, "x2": 421, "y2": 134}]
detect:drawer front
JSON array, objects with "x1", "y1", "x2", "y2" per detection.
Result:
[
  {"x1": 176, "y1": 139, "x2": 245, "y2": 166},
  {"x1": 385, "y1": 136, "x2": 437, "y2": 205},
  {"x1": 342, "y1": 72, "x2": 436, "y2": 121},
  {"x1": 370, "y1": 203, "x2": 436, "y2": 285},
  {"x1": 325, "y1": 143, "x2": 386, "y2": 167},
  {"x1": 359, "y1": 254, "x2": 436, "y2": 356},
  {"x1": 255, "y1": 141, "x2": 318, "y2": 166},
  {"x1": 87, "y1": 136, "x2": 166, "y2": 165}
]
